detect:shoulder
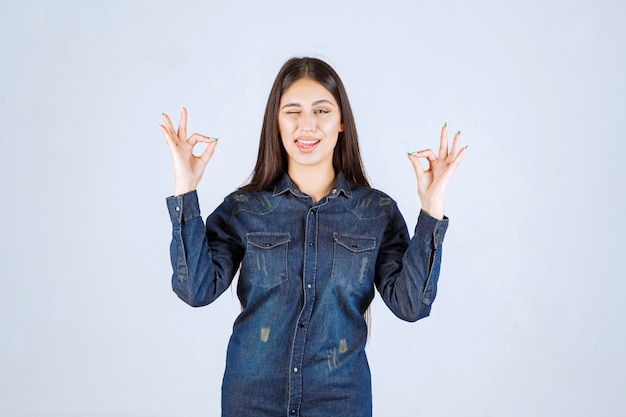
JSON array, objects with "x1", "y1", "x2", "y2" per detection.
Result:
[
  {"x1": 223, "y1": 188, "x2": 282, "y2": 215},
  {"x1": 341, "y1": 183, "x2": 400, "y2": 219}
]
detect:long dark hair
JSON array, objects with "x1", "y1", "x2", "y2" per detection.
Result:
[{"x1": 242, "y1": 57, "x2": 370, "y2": 191}]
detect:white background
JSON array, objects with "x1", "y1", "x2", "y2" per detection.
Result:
[{"x1": 1, "y1": 1, "x2": 624, "y2": 416}]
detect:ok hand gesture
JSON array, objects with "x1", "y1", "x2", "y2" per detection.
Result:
[
  {"x1": 159, "y1": 107, "x2": 218, "y2": 196},
  {"x1": 407, "y1": 124, "x2": 467, "y2": 220}
]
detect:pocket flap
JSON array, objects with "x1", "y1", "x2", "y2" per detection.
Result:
[
  {"x1": 333, "y1": 233, "x2": 376, "y2": 253},
  {"x1": 246, "y1": 232, "x2": 291, "y2": 249}
]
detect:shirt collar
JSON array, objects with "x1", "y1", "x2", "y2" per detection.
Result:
[{"x1": 273, "y1": 171, "x2": 352, "y2": 199}]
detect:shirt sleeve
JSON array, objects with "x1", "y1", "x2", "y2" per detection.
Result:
[
  {"x1": 166, "y1": 191, "x2": 244, "y2": 307},
  {"x1": 374, "y1": 207, "x2": 449, "y2": 322}
]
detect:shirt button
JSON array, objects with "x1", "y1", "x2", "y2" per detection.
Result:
[
  {"x1": 175, "y1": 206, "x2": 180, "y2": 212},
  {"x1": 308, "y1": 242, "x2": 314, "y2": 247},
  {"x1": 290, "y1": 410, "x2": 296, "y2": 415},
  {"x1": 307, "y1": 284, "x2": 312, "y2": 289},
  {"x1": 332, "y1": 189, "x2": 337, "y2": 194},
  {"x1": 299, "y1": 322, "x2": 305, "y2": 328},
  {"x1": 293, "y1": 367, "x2": 298, "y2": 373}
]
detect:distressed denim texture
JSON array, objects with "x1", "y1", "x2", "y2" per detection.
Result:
[{"x1": 166, "y1": 172, "x2": 448, "y2": 417}]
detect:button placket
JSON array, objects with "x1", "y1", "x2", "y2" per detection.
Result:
[{"x1": 287, "y1": 205, "x2": 319, "y2": 414}]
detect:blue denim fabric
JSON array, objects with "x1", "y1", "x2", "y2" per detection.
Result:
[{"x1": 166, "y1": 172, "x2": 448, "y2": 417}]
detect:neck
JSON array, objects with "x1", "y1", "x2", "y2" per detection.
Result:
[{"x1": 288, "y1": 164, "x2": 336, "y2": 204}]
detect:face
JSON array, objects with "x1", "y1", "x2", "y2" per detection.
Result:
[{"x1": 278, "y1": 78, "x2": 344, "y2": 172}]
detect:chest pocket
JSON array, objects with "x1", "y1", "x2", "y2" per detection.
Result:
[
  {"x1": 331, "y1": 233, "x2": 377, "y2": 291},
  {"x1": 244, "y1": 232, "x2": 291, "y2": 289}
]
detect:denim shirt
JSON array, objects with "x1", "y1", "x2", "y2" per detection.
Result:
[{"x1": 166, "y1": 172, "x2": 448, "y2": 417}]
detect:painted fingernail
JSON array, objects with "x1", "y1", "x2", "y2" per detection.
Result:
[
  {"x1": 444, "y1": 122, "x2": 447, "y2": 127},
  {"x1": 209, "y1": 137, "x2": 219, "y2": 142},
  {"x1": 457, "y1": 130, "x2": 461, "y2": 135},
  {"x1": 407, "y1": 151, "x2": 418, "y2": 157}
]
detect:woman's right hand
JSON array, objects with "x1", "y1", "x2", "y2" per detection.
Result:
[{"x1": 159, "y1": 107, "x2": 218, "y2": 196}]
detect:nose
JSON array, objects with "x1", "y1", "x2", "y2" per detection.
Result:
[{"x1": 299, "y1": 112, "x2": 316, "y2": 132}]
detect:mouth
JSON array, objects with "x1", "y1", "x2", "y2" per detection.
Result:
[{"x1": 295, "y1": 138, "x2": 321, "y2": 152}]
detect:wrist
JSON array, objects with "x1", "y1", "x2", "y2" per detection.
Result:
[
  {"x1": 420, "y1": 204, "x2": 444, "y2": 220},
  {"x1": 174, "y1": 177, "x2": 200, "y2": 197},
  {"x1": 174, "y1": 185, "x2": 197, "y2": 197}
]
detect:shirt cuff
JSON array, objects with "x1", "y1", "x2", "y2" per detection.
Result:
[
  {"x1": 166, "y1": 190, "x2": 201, "y2": 224},
  {"x1": 415, "y1": 209, "x2": 449, "y2": 248}
]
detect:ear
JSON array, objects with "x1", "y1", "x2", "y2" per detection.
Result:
[{"x1": 339, "y1": 122, "x2": 345, "y2": 132}]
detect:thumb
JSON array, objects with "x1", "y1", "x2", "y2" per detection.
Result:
[
  {"x1": 408, "y1": 153, "x2": 424, "y2": 176},
  {"x1": 198, "y1": 138, "x2": 218, "y2": 165}
]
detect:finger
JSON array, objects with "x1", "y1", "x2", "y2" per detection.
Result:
[
  {"x1": 438, "y1": 123, "x2": 448, "y2": 160},
  {"x1": 413, "y1": 149, "x2": 437, "y2": 162},
  {"x1": 446, "y1": 131, "x2": 461, "y2": 163},
  {"x1": 158, "y1": 124, "x2": 172, "y2": 143},
  {"x1": 450, "y1": 145, "x2": 468, "y2": 169},
  {"x1": 159, "y1": 123, "x2": 178, "y2": 148},
  {"x1": 178, "y1": 106, "x2": 188, "y2": 141},
  {"x1": 441, "y1": 146, "x2": 467, "y2": 182},
  {"x1": 198, "y1": 139, "x2": 218, "y2": 165},
  {"x1": 187, "y1": 133, "x2": 215, "y2": 146},
  {"x1": 162, "y1": 113, "x2": 179, "y2": 142},
  {"x1": 408, "y1": 153, "x2": 426, "y2": 177}
]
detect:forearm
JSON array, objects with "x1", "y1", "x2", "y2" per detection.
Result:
[
  {"x1": 166, "y1": 191, "x2": 236, "y2": 307},
  {"x1": 376, "y1": 210, "x2": 449, "y2": 322}
]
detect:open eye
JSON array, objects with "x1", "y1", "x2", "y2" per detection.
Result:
[{"x1": 315, "y1": 109, "x2": 330, "y2": 114}]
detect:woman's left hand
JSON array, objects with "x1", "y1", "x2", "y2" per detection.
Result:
[{"x1": 407, "y1": 124, "x2": 467, "y2": 220}]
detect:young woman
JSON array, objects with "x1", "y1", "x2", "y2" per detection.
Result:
[{"x1": 160, "y1": 57, "x2": 466, "y2": 417}]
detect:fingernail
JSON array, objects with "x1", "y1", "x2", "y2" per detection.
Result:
[
  {"x1": 210, "y1": 137, "x2": 219, "y2": 142},
  {"x1": 457, "y1": 130, "x2": 461, "y2": 135},
  {"x1": 161, "y1": 112, "x2": 165, "y2": 116},
  {"x1": 444, "y1": 122, "x2": 447, "y2": 127},
  {"x1": 407, "y1": 151, "x2": 417, "y2": 157}
]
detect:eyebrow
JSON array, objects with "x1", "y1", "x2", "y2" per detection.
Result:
[{"x1": 281, "y1": 99, "x2": 335, "y2": 110}]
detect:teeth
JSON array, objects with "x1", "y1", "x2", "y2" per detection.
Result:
[{"x1": 297, "y1": 140, "x2": 319, "y2": 144}]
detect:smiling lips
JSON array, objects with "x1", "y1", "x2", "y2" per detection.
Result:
[{"x1": 295, "y1": 138, "x2": 321, "y2": 153}]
